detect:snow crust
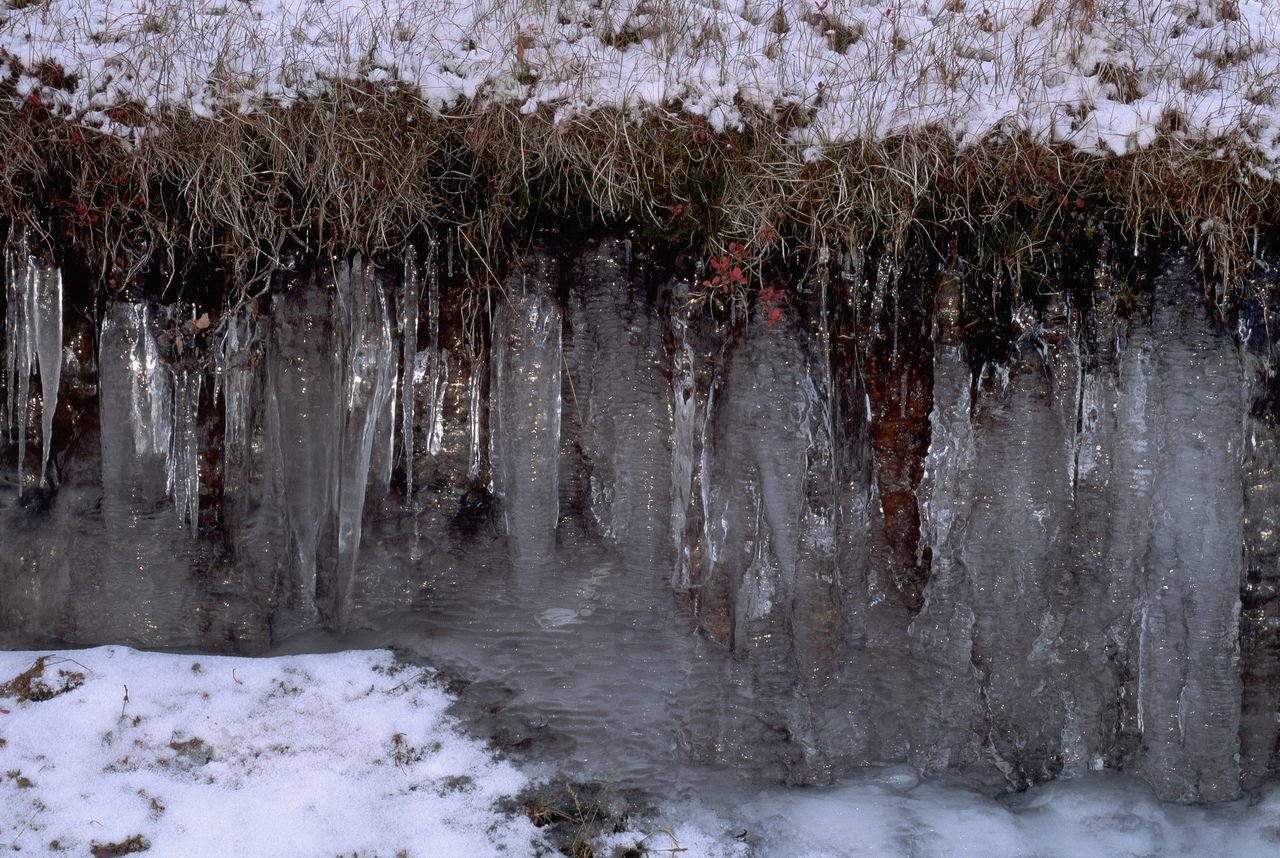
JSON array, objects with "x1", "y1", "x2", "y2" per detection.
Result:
[
  {"x1": 1, "y1": 0, "x2": 1278, "y2": 168},
  {"x1": 0, "y1": 647, "x2": 541, "y2": 856}
]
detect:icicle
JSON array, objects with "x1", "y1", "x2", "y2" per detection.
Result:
[
  {"x1": 218, "y1": 308, "x2": 261, "y2": 480},
  {"x1": 268, "y1": 277, "x2": 339, "y2": 607},
  {"x1": 467, "y1": 350, "x2": 484, "y2": 481},
  {"x1": 31, "y1": 265, "x2": 62, "y2": 485},
  {"x1": 4, "y1": 244, "x2": 15, "y2": 442},
  {"x1": 333, "y1": 255, "x2": 398, "y2": 628},
  {"x1": 489, "y1": 248, "x2": 562, "y2": 567},
  {"x1": 123, "y1": 305, "x2": 167, "y2": 459},
  {"x1": 168, "y1": 368, "x2": 201, "y2": 530},
  {"x1": 399, "y1": 245, "x2": 421, "y2": 499},
  {"x1": 424, "y1": 241, "x2": 446, "y2": 456},
  {"x1": 447, "y1": 226, "x2": 455, "y2": 279},
  {"x1": 3, "y1": 236, "x2": 62, "y2": 489},
  {"x1": 670, "y1": 280, "x2": 698, "y2": 589},
  {"x1": 7, "y1": 246, "x2": 34, "y2": 489}
]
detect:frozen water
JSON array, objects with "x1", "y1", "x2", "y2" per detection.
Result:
[
  {"x1": 4, "y1": 237, "x2": 61, "y2": 489},
  {"x1": 489, "y1": 245, "x2": 562, "y2": 568},
  {"x1": 1, "y1": 237, "x2": 1277, "y2": 842}
]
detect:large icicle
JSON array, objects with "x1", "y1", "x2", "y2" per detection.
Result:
[
  {"x1": 490, "y1": 245, "x2": 562, "y2": 568},
  {"x1": 268, "y1": 276, "x2": 339, "y2": 606},
  {"x1": 4, "y1": 236, "x2": 62, "y2": 489},
  {"x1": 399, "y1": 246, "x2": 421, "y2": 498},
  {"x1": 168, "y1": 368, "x2": 201, "y2": 531},
  {"x1": 669, "y1": 278, "x2": 698, "y2": 589},
  {"x1": 910, "y1": 273, "x2": 982, "y2": 775},
  {"x1": 1134, "y1": 253, "x2": 1245, "y2": 802},
  {"x1": 32, "y1": 264, "x2": 62, "y2": 485},
  {"x1": 566, "y1": 239, "x2": 672, "y2": 570},
  {"x1": 332, "y1": 255, "x2": 398, "y2": 628},
  {"x1": 217, "y1": 308, "x2": 264, "y2": 482},
  {"x1": 423, "y1": 244, "x2": 447, "y2": 457},
  {"x1": 466, "y1": 348, "x2": 484, "y2": 481}
]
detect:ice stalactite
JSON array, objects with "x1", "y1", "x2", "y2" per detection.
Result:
[
  {"x1": 168, "y1": 368, "x2": 201, "y2": 531},
  {"x1": 4, "y1": 236, "x2": 63, "y2": 489},
  {"x1": 1055, "y1": 257, "x2": 1143, "y2": 778},
  {"x1": 268, "y1": 277, "x2": 339, "y2": 607},
  {"x1": 1238, "y1": 269, "x2": 1280, "y2": 789},
  {"x1": 669, "y1": 278, "x2": 698, "y2": 589},
  {"x1": 909, "y1": 273, "x2": 982, "y2": 775},
  {"x1": 332, "y1": 256, "x2": 398, "y2": 628},
  {"x1": 96, "y1": 301, "x2": 200, "y2": 642},
  {"x1": 399, "y1": 247, "x2": 421, "y2": 498},
  {"x1": 265, "y1": 257, "x2": 399, "y2": 623},
  {"x1": 96, "y1": 301, "x2": 203, "y2": 531},
  {"x1": 466, "y1": 349, "x2": 485, "y2": 483},
  {"x1": 1134, "y1": 253, "x2": 1245, "y2": 802},
  {"x1": 566, "y1": 239, "x2": 672, "y2": 570},
  {"x1": 830, "y1": 246, "x2": 874, "y2": 645},
  {"x1": 667, "y1": 278, "x2": 731, "y2": 605},
  {"x1": 958, "y1": 297, "x2": 1077, "y2": 790},
  {"x1": 490, "y1": 244, "x2": 562, "y2": 568},
  {"x1": 420, "y1": 240, "x2": 448, "y2": 461},
  {"x1": 217, "y1": 308, "x2": 265, "y2": 485},
  {"x1": 700, "y1": 296, "x2": 840, "y2": 782}
]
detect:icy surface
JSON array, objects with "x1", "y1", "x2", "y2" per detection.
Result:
[{"x1": 3, "y1": 1, "x2": 1280, "y2": 169}]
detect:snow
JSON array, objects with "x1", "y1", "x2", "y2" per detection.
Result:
[
  {"x1": 1, "y1": 0, "x2": 1278, "y2": 168},
  {"x1": 0, "y1": 647, "x2": 542, "y2": 856}
]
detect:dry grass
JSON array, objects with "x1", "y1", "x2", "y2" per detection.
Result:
[
  {"x1": 0, "y1": 0, "x2": 1278, "y2": 307},
  {"x1": 1, "y1": 85, "x2": 1274, "y2": 299}
]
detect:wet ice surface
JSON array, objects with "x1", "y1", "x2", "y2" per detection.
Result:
[
  {"x1": 270, "y1": 546, "x2": 1280, "y2": 858},
  {"x1": 5, "y1": 238, "x2": 1280, "y2": 853}
]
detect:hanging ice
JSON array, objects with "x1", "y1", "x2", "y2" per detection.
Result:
[
  {"x1": 1133, "y1": 254, "x2": 1245, "y2": 802},
  {"x1": 332, "y1": 255, "x2": 397, "y2": 628},
  {"x1": 168, "y1": 368, "x2": 201, "y2": 530},
  {"x1": 467, "y1": 348, "x2": 484, "y2": 481},
  {"x1": 423, "y1": 242, "x2": 447, "y2": 457},
  {"x1": 268, "y1": 276, "x2": 339, "y2": 605},
  {"x1": 669, "y1": 278, "x2": 698, "y2": 589},
  {"x1": 399, "y1": 246, "x2": 421, "y2": 498},
  {"x1": 566, "y1": 239, "x2": 672, "y2": 570},
  {"x1": 217, "y1": 307, "x2": 264, "y2": 482},
  {"x1": 4, "y1": 234, "x2": 62, "y2": 489},
  {"x1": 490, "y1": 245, "x2": 562, "y2": 567}
]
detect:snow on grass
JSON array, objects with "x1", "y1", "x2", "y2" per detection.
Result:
[
  {"x1": 0, "y1": 647, "x2": 542, "y2": 856},
  {"x1": 1, "y1": 0, "x2": 1279, "y2": 168}
]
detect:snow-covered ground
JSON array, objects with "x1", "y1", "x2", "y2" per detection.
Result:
[
  {"x1": 1, "y1": 0, "x2": 1278, "y2": 168},
  {"x1": 0, "y1": 647, "x2": 543, "y2": 856}
]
